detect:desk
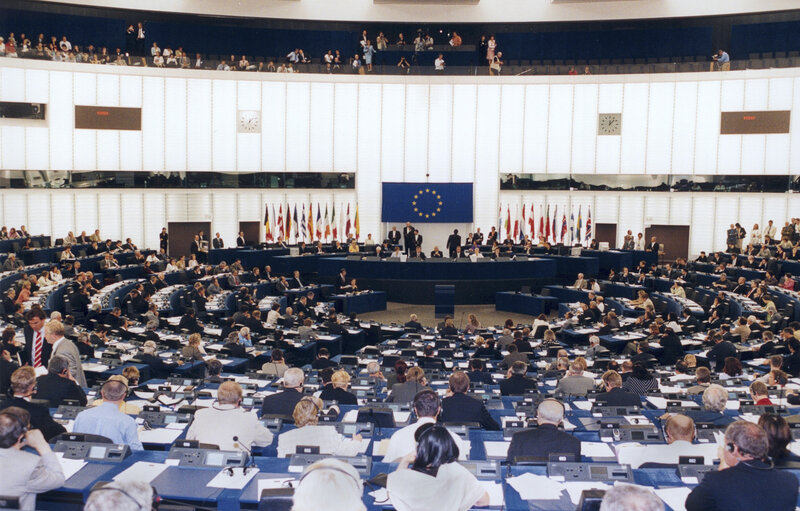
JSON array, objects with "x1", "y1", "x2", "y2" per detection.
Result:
[
  {"x1": 601, "y1": 282, "x2": 646, "y2": 300},
  {"x1": 208, "y1": 248, "x2": 289, "y2": 268},
  {"x1": 332, "y1": 291, "x2": 387, "y2": 315},
  {"x1": 542, "y1": 285, "x2": 595, "y2": 304},
  {"x1": 581, "y1": 249, "x2": 632, "y2": 272},
  {"x1": 317, "y1": 257, "x2": 557, "y2": 281},
  {"x1": 541, "y1": 255, "x2": 600, "y2": 277},
  {"x1": 0, "y1": 235, "x2": 50, "y2": 254},
  {"x1": 495, "y1": 292, "x2": 558, "y2": 316}
]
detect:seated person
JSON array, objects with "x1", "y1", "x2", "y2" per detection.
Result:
[
  {"x1": 276, "y1": 396, "x2": 363, "y2": 457},
  {"x1": 471, "y1": 336, "x2": 502, "y2": 360},
  {"x1": 73, "y1": 378, "x2": 143, "y2": 449},
  {"x1": 318, "y1": 370, "x2": 358, "y2": 405},
  {"x1": 84, "y1": 481, "x2": 156, "y2": 511},
  {"x1": 404, "y1": 314, "x2": 423, "y2": 331},
  {"x1": 465, "y1": 358, "x2": 494, "y2": 385},
  {"x1": 594, "y1": 370, "x2": 641, "y2": 407},
  {"x1": 186, "y1": 381, "x2": 273, "y2": 450},
  {"x1": 686, "y1": 366, "x2": 712, "y2": 395},
  {"x1": 261, "y1": 367, "x2": 305, "y2": 417},
  {"x1": 387, "y1": 424, "x2": 489, "y2": 511},
  {"x1": 617, "y1": 415, "x2": 710, "y2": 468},
  {"x1": 384, "y1": 390, "x2": 468, "y2": 463},
  {"x1": 89, "y1": 375, "x2": 141, "y2": 414},
  {"x1": 555, "y1": 361, "x2": 595, "y2": 396},
  {"x1": 506, "y1": 399, "x2": 580, "y2": 462},
  {"x1": 133, "y1": 340, "x2": 174, "y2": 379},
  {"x1": 418, "y1": 345, "x2": 445, "y2": 370},
  {"x1": 261, "y1": 348, "x2": 288, "y2": 377},
  {"x1": 498, "y1": 344, "x2": 528, "y2": 370},
  {"x1": 621, "y1": 361, "x2": 659, "y2": 395},
  {"x1": 387, "y1": 366, "x2": 431, "y2": 403},
  {"x1": 291, "y1": 458, "x2": 366, "y2": 511},
  {"x1": 311, "y1": 347, "x2": 337, "y2": 370},
  {"x1": 601, "y1": 485, "x2": 664, "y2": 511},
  {"x1": 440, "y1": 372, "x2": 500, "y2": 430},
  {"x1": 181, "y1": 333, "x2": 206, "y2": 362},
  {"x1": 684, "y1": 384, "x2": 735, "y2": 426},
  {"x1": 686, "y1": 421, "x2": 799, "y2": 511},
  {"x1": 222, "y1": 332, "x2": 248, "y2": 359},
  {"x1": 0, "y1": 407, "x2": 66, "y2": 510},
  {"x1": 749, "y1": 380, "x2": 772, "y2": 405},
  {"x1": 297, "y1": 318, "x2": 318, "y2": 342},
  {"x1": 33, "y1": 355, "x2": 87, "y2": 408},
  {"x1": 499, "y1": 361, "x2": 537, "y2": 396},
  {"x1": 7, "y1": 367, "x2": 65, "y2": 441},
  {"x1": 759, "y1": 414, "x2": 800, "y2": 464}
]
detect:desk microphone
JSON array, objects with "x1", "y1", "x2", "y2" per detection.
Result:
[{"x1": 232, "y1": 436, "x2": 257, "y2": 474}]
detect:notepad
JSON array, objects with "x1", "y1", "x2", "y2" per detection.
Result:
[
  {"x1": 581, "y1": 442, "x2": 615, "y2": 458},
  {"x1": 113, "y1": 461, "x2": 169, "y2": 484},
  {"x1": 507, "y1": 472, "x2": 564, "y2": 500},
  {"x1": 480, "y1": 480, "x2": 505, "y2": 506},
  {"x1": 138, "y1": 427, "x2": 183, "y2": 444},
  {"x1": 484, "y1": 441, "x2": 510, "y2": 459},
  {"x1": 54, "y1": 452, "x2": 87, "y2": 481}
]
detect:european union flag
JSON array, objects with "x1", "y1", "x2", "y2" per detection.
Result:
[{"x1": 381, "y1": 182, "x2": 473, "y2": 223}]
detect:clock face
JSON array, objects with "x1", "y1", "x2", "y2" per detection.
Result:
[
  {"x1": 598, "y1": 113, "x2": 622, "y2": 136},
  {"x1": 237, "y1": 110, "x2": 261, "y2": 133}
]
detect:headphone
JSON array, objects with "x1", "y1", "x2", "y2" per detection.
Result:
[
  {"x1": 299, "y1": 396, "x2": 321, "y2": 414},
  {"x1": 298, "y1": 465, "x2": 363, "y2": 492},
  {"x1": 88, "y1": 483, "x2": 160, "y2": 511},
  {"x1": 0, "y1": 410, "x2": 28, "y2": 447}
]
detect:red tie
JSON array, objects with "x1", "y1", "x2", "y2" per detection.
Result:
[{"x1": 33, "y1": 331, "x2": 43, "y2": 368}]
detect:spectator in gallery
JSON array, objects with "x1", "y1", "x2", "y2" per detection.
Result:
[
  {"x1": 324, "y1": 50, "x2": 334, "y2": 72},
  {"x1": 333, "y1": 50, "x2": 342, "y2": 70},
  {"x1": 424, "y1": 33, "x2": 435, "y2": 49},
  {"x1": 450, "y1": 31, "x2": 462, "y2": 47},
  {"x1": 363, "y1": 40, "x2": 375, "y2": 72},
  {"x1": 396, "y1": 33, "x2": 406, "y2": 46},
  {"x1": 376, "y1": 32, "x2": 388, "y2": 51},
  {"x1": 711, "y1": 49, "x2": 730, "y2": 71},
  {"x1": 435, "y1": 54, "x2": 445, "y2": 71},
  {"x1": 486, "y1": 35, "x2": 497, "y2": 63},
  {"x1": 584, "y1": 66, "x2": 592, "y2": 75},
  {"x1": 398, "y1": 56, "x2": 411, "y2": 73},
  {"x1": 153, "y1": 52, "x2": 164, "y2": 67},
  {"x1": 150, "y1": 42, "x2": 160, "y2": 57},
  {"x1": 352, "y1": 54, "x2": 362, "y2": 72},
  {"x1": 490, "y1": 52, "x2": 503, "y2": 75},
  {"x1": 568, "y1": 66, "x2": 578, "y2": 75}
]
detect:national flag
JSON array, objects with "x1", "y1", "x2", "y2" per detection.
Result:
[
  {"x1": 277, "y1": 205, "x2": 284, "y2": 239},
  {"x1": 355, "y1": 205, "x2": 360, "y2": 240},
  {"x1": 585, "y1": 206, "x2": 592, "y2": 242},
  {"x1": 545, "y1": 205, "x2": 550, "y2": 240},
  {"x1": 324, "y1": 204, "x2": 331, "y2": 240},
  {"x1": 570, "y1": 208, "x2": 575, "y2": 245},
  {"x1": 561, "y1": 212, "x2": 567, "y2": 243},
  {"x1": 539, "y1": 206, "x2": 544, "y2": 239},
  {"x1": 292, "y1": 205, "x2": 299, "y2": 240},
  {"x1": 528, "y1": 203, "x2": 535, "y2": 239},
  {"x1": 331, "y1": 203, "x2": 338, "y2": 240},
  {"x1": 498, "y1": 206, "x2": 503, "y2": 238},
  {"x1": 520, "y1": 205, "x2": 526, "y2": 243},
  {"x1": 552, "y1": 205, "x2": 557, "y2": 243},
  {"x1": 345, "y1": 204, "x2": 352, "y2": 239},
  {"x1": 286, "y1": 204, "x2": 292, "y2": 240},
  {"x1": 315, "y1": 204, "x2": 322, "y2": 240},
  {"x1": 307, "y1": 203, "x2": 313, "y2": 241},
  {"x1": 577, "y1": 205, "x2": 583, "y2": 242},
  {"x1": 264, "y1": 204, "x2": 273, "y2": 242},
  {"x1": 505, "y1": 206, "x2": 511, "y2": 238},
  {"x1": 300, "y1": 206, "x2": 307, "y2": 241}
]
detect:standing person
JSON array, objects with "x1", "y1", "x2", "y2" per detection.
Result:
[
  {"x1": 159, "y1": 227, "x2": 168, "y2": 254},
  {"x1": 124, "y1": 25, "x2": 136, "y2": 56},
  {"x1": 446, "y1": 229, "x2": 462, "y2": 258},
  {"x1": 23, "y1": 307, "x2": 49, "y2": 369},
  {"x1": 403, "y1": 222, "x2": 415, "y2": 255},
  {"x1": 478, "y1": 35, "x2": 488, "y2": 66},
  {"x1": 490, "y1": 52, "x2": 503, "y2": 75},
  {"x1": 486, "y1": 35, "x2": 497, "y2": 65},
  {"x1": 135, "y1": 22, "x2": 146, "y2": 57},
  {"x1": 363, "y1": 40, "x2": 375, "y2": 72}
]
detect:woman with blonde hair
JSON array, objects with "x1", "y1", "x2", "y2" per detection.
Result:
[
  {"x1": 463, "y1": 314, "x2": 481, "y2": 334},
  {"x1": 181, "y1": 333, "x2": 206, "y2": 362},
  {"x1": 319, "y1": 369, "x2": 358, "y2": 405},
  {"x1": 277, "y1": 396, "x2": 363, "y2": 458},
  {"x1": 387, "y1": 367, "x2": 431, "y2": 403}
]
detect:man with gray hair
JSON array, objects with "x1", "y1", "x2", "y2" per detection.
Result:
[
  {"x1": 496, "y1": 328, "x2": 514, "y2": 349},
  {"x1": 600, "y1": 484, "x2": 663, "y2": 511},
  {"x1": 686, "y1": 421, "x2": 799, "y2": 510},
  {"x1": 33, "y1": 355, "x2": 87, "y2": 407},
  {"x1": 555, "y1": 361, "x2": 595, "y2": 396},
  {"x1": 186, "y1": 381, "x2": 273, "y2": 450},
  {"x1": 684, "y1": 384, "x2": 735, "y2": 426},
  {"x1": 586, "y1": 335, "x2": 609, "y2": 358},
  {"x1": 365, "y1": 361, "x2": 385, "y2": 382},
  {"x1": 500, "y1": 360, "x2": 537, "y2": 396},
  {"x1": 44, "y1": 320, "x2": 85, "y2": 387},
  {"x1": 84, "y1": 481, "x2": 155, "y2": 511},
  {"x1": 260, "y1": 367, "x2": 305, "y2": 416},
  {"x1": 506, "y1": 398, "x2": 580, "y2": 462},
  {"x1": 73, "y1": 379, "x2": 143, "y2": 450}
]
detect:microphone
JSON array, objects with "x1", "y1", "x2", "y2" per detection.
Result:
[{"x1": 232, "y1": 435, "x2": 257, "y2": 474}]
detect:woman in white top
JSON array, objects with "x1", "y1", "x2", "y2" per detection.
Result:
[
  {"x1": 50, "y1": 267, "x2": 63, "y2": 283},
  {"x1": 165, "y1": 258, "x2": 178, "y2": 272},
  {"x1": 387, "y1": 424, "x2": 489, "y2": 511},
  {"x1": 276, "y1": 396, "x2": 363, "y2": 458},
  {"x1": 36, "y1": 271, "x2": 54, "y2": 288},
  {"x1": 750, "y1": 223, "x2": 762, "y2": 246},
  {"x1": 187, "y1": 254, "x2": 198, "y2": 269}
]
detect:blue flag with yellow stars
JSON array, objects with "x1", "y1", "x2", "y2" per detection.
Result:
[{"x1": 381, "y1": 183, "x2": 473, "y2": 223}]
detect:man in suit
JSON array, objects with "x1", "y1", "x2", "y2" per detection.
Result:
[
  {"x1": 212, "y1": 232, "x2": 224, "y2": 249},
  {"x1": 7, "y1": 367, "x2": 65, "y2": 441},
  {"x1": 594, "y1": 370, "x2": 640, "y2": 407},
  {"x1": 647, "y1": 236, "x2": 660, "y2": 253},
  {"x1": 440, "y1": 371, "x2": 500, "y2": 430},
  {"x1": 387, "y1": 226, "x2": 401, "y2": 246},
  {"x1": 261, "y1": 368, "x2": 305, "y2": 417},
  {"x1": 707, "y1": 333, "x2": 738, "y2": 372},
  {"x1": 500, "y1": 361, "x2": 537, "y2": 396},
  {"x1": 33, "y1": 355, "x2": 87, "y2": 408},
  {"x1": 23, "y1": 306, "x2": 49, "y2": 369},
  {"x1": 236, "y1": 232, "x2": 246, "y2": 247},
  {"x1": 159, "y1": 227, "x2": 169, "y2": 253},
  {"x1": 336, "y1": 268, "x2": 348, "y2": 292},
  {"x1": 227, "y1": 270, "x2": 242, "y2": 288},
  {"x1": 402, "y1": 222, "x2": 415, "y2": 255},
  {"x1": 414, "y1": 229, "x2": 423, "y2": 252},
  {"x1": 190, "y1": 235, "x2": 201, "y2": 259},
  {"x1": 466, "y1": 358, "x2": 494, "y2": 385},
  {"x1": 0, "y1": 407, "x2": 66, "y2": 510},
  {"x1": 446, "y1": 229, "x2": 462, "y2": 258},
  {"x1": 498, "y1": 344, "x2": 528, "y2": 370},
  {"x1": 404, "y1": 314, "x2": 422, "y2": 331},
  {"x1": 289, "y1": 270, "x2": 304, "y2": 289},
  {"x1": 45, "y1": 321, "x2": 86, "y2": 387},
  {"x1": 555, "y1": 362, "x2": 595, "y2": 396},
  {"x1": 506, "y1": 399, "x2": 580, "y2": 462},
  {"x1": 572, "y1": 273, "x2": 588, "y2": 289},
  {"x1": 586, "y1": 335, "x2": 610, "y2": 358},
  {"x1": 684, "y1": 385, "x2": 735, "y2": 426},
  {"x1": 685, "y1": 420, "x2": 798, "y2": 511},
  {"x1": 132, "y1": 341, "x2": 175, "y2": 379}
]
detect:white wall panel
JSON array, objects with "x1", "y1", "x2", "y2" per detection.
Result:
[
  {"x1": 404, "y1": 84, "x2": 429, "y2": 181},
  {"x1": 96, "y1": 131, "x2": 120, "y2": 170},
  {"x1": 620, "y1": 83, "x2": 648, "y2": 174},
  {"x1": 48, "y1": 71, "x2": 73, "y2": 171},
  {"x1": 212, "y1": 192, "x2": 238, "y2": 244},
  {"x1": 357, "y1": 83, "x2": 381, "y2": 238},
  {"x1": 522, "y1": 84, "x2": 548, "y2": 173},
  {"x1": 73, "y1": 191, "x2": 98, "y2": 233},
  {"x1": 475, "y1": 84, "x2": 501, "y2": 229},
  {"x1": 1, "y1": 68, "x2": 25, "y2": 102},
  {"x1": 2, "y1": 194, "x2": 26, "y2": 231},
  {"x1": 740, "y1": 135, "x2": 765, "y2": 174},
  {"x1": 184, "y1": 79, "x2": 211, "y2": 171},
  {"x1": 720, "y1": 80, "x2": 745, "y2": 111},
  {"x1": 261, "y1": 81, "x2": 286, "y2": 172},
  {"x1": 120, "y1": 131, "x2": 142, "y2": 171},
  {"x1": 498, "y1": 85, "x2": 525, "y2": 174},
  {"x1": 119, "y1": 75, "x2": 142, "y2": 108},
  {"x1": 694, "y1": 81, "x2": 721, "y2": 174},
  {"x1": 143, "y1": 193, "x2": 166, "y2": 250},
  {"x1": 717, "y1": 135, "x2": 742, "y2": 174},
  {"x1": 237, "y1": 80, "x2": 261, "y2": 111},
  {"x1": 737, "y1": 196, "x2": 763, "y2": 243},
  {"x1": 645, "y1": 82, "x2": 674, "y2": 174},
  {"x1": 1, "y1": 127, "x2": 25, "y2": 169},
  {"x1": 790, "y1": 77, "x2": 800, "y2": 173},
  {"x1": 73, "y1": 130, "x2": 97, "y2": 170},
  {"x1": 120, "y1": 192, "x2": 144, "y2": 246},
  {"x1": 768, "y1": 78, "x2": 793, "y2": 110},
  {"x1": 744, "y1": 79, "x2": 768, "y2": 110},
  {"x1": 141, "y1": 77, "x2": 165, "y2": 171},
  {"x1": 765, "y1": 134, "x2": 790, "y2": 175},
  {"x1": 618, "y1": 195, "x2": 644, "y2": 242},
  {"x1": 26, "y1": 192, "x2": 51, "y2": 236},
  {"x1": 50, "y1": 193, "x2": 75, "y2": 238},
  {"x1": 309, "y1": 82, "x2": 334, "y2": 173},
  {"x1": 713, "y1": 196, "x2": 739, "y2": 249},
  {"x1": 25, "y1": 127, "x2": 49, "y2": 169},
  {"x1": 690, "y1": 195, "x2": 714, "y2": 255},
  {"x1": 333, "y1": 83, "x2": 357, "y2": 173},
  {"x1": 762, "y1": 199, "x2": 787, "y2": 237},
  {"x1": 24, "y1": 69, "x2": 49, "y2": 103},
  {"x1": 212, "y1": 80, "x2": 236, "y2": 171},
  {"x1": 644, "y1": 195, "x2": 670, "y2": 225},
  {"x1": 671, "y1": 82, "x2": 698, "y2": 174},
  {"x1": 451, "y1": 84, "x2": 477, "y2": 181},
  {"x1": 164, "y1": 78, "x2": 188, "y2": 171},
  {"x1": 285, "y1": 81, "x2": 310, "y2": 172},
  {"x1": 96, "y1": 74, "x2": 120, "y2": 106},
  {"x1": 166, "y1": 193, "x2": 188, "y2": 222},
  {"x1": 380, "y1": 84, "x2": 405, "y2": 181},
  {"x1": 547, "y1": 84, "x2": 573, "y2": 173},
  {"x1": 570, "y1": 84, "x2": 598, "y2": 174},
  {"x1": 598, "y1": 83, "x2": 623, "y2": 113},
  {"x1": 97, "y1": 193, "x2": 121, "y2": 241},
  {"x1": 427, "y1": 84, "x2": 453, "y2": 181},
  {"x1": 187, "y1": 194, "x2": 212, "y2": 225},
  {"x1": 73, "y1": 73, "x2": 97, "y2": 105},
  {"x1": 668, "y1": 195, "x2": 692, "y2": 226}
]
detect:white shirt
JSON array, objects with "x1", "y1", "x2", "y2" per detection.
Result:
[
  {"x1": 387, "y1": 462, "x2": 485, "y2": 511},
  {"x1": 266, "y1": 310, "x2": 280, "y2": 325},
  {"x1": 277, "y1": 425, "x2": 362, "y2": 458},
  {"x1": 185, "y1": 404, "x2": 273, "y2": 451},
  {"x1": 615, "y1": 440, "x2": 718, "y2": 469},
  {"x1": 383, "y1": 417, "x2": 469, "y2": 463},
  {"x1": 435, "y1": 57, "x2": 445, "y2": 70},
  {"x1": 635, "y1": 237, "x2": 645, "y2": 250}
]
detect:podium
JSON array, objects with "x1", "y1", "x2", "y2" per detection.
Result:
[{"x1": 434, "y1": 285, "x2": 455, "y2": 318}]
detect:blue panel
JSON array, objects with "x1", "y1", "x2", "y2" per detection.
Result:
[{"x1": 381, "y1": 182, "x2": 473, "y2": 223}]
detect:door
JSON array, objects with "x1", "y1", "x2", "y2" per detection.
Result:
[
  {"x1": 644, "y1": 225, "x2": 690, "y2": 262},
  {"x1": 239, "y1": 221, "x2": 261, "y2": 246},
  {"x1": 168, "y1": 222, "x2": 211, "y2": 259},
  {"x1": 594, "y1": 223, "x2": 617, "y2": 249}
]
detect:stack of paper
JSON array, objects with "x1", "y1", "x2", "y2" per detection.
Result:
[
  {"x1": 479, "y1": 480, "x2": 505, "y2": 506},
  {"x1": 113, "y1": 461, "x2": 169, "y2": 484},
  {"x1": 581, "y1": 442, "x2": 615, "y2": 458},
  {"x1": 507, "y1": 472, "x2": 564, "y2": 500},
  {"x1": 484, "y1": 441, "x2": 510, "y2": 459},
  {"x1": 138, "y1": 427, "x2": 184, "y2": 444},
  {"x1": 54, "y1": 453, "x2": 87, "y2": 480}
]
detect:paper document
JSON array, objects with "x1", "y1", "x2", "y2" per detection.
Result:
[
  {"x1": 113, "y1": 461, "x2": 169, "y2": 484},
  {"x1": 393, "y1": 411, "x2": 411, "y2": 423},
  {"x1": 484, "y1": 441, "x2": 510, "y2": 459},
  {"x1": 54, "y1": 453, "x2": 87, "y2": 481},
  {"x1": 580, "y1": 442, "x2": 615, "y2": 458},
  {"x1": 138, "y1": 427, "x2": 184, "y2": 444},
  {"x1": 369, "y1": 488, "x2": 392, "y2": 506},
  {"x1": 207, "y1": 467, "x2": 260, "y2": 490},
  {"x1": 479, "y1": 480, "x2": 505, "y2": 506},
  {"x1": 506, "y1": 472, "x2": 564, "y2": 500},
  {"x1": 654, "y1": 487, "x2": 691, "y2": 511},
  {"x1": 372, "y1": 438, "x2": 391, "y2": 457},
  {"x1": 572, "y1": 401, "x2": 593, "y2": 411}
]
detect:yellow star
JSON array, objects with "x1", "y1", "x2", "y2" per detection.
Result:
[
  {"x1": 418, "y1": 213, "x2": 423, "y2": 217},
  {"x1": 413, "y1": 207, "x2": 418, "y2": 212},
  {"x1": 418, "y1": 190, "x2": 423, "y2": 194},
  {"x1": 425, "y1": 214, "x2": 429, "y2": 218},
  {"x1": 437, "y1": 208, "x2": 441, "y2": 212},
  {"x1": 437, "y1": 195, "x2": 441, "y2": 199},
  {"x1": 413, "y1": 195, "x2": 418, "y2": 199},
  {"x1": 432, "y1": 213, "x2": 436, "y2": 217},
  {"x1": 438, "y1": 201, "x2": 443, "y2": 205},
  {"x1": 412, "y1": 201, "x2": 416, "y2": 205},
  {"x1": 432, "y1": 190, "x2": 437, "y2": 194},
  {"x1": 425, "y1": 188, "x2": 430, "y2": 192}
]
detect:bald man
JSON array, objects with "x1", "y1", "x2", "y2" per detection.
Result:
[
  {"x1": 616, "y1": 415, "x2": 716, "y2": 468},
  {"x1": 506, "y1": 399, "x2": 580, "y2": 462}
]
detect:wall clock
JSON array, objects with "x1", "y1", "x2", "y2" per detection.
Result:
[
  {"x1": 598, "y1": 113, "x2": 622, "y2": 136},
  {"x1": 237, "y1": 110, "x2": 261, "y2": 133}
]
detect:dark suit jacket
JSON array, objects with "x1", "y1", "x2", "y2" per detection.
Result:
[
  {"x1": 707, "y1": 341, "x2": 738, "y2": 372},
  {"x1": 23, "y1": 325, "x2": 50, "y2": 368},
  {"x1": 212, "y1": 238, "x2": 224, "y2": 249},
  {"x1": 685, "y1": 460, "x2": 798, "y2": 511},
  {"x1": 0, "y1": 359, "x2": 18, "y2": 395},
  {"x1": 6, "y1": 396, "x2": 65, "y2": 441},
  {"x1": 684, "y1": 410, "x2": 735, "y2": 426},
  {"x1": 236, "y1": 236, "x2": 246, "y2": 247},
  {"x1": 441, "y1": 393, "x2": 500, "y2": 430},
  {"x1": 466, "y1": 370, "x2": 494, "y2": 385},
  {"x1": 593, "y1": 387, "x2": 641, "y2": 407},
  {"x1": 261, "y1": 389, "x2": 304, "y2": 417},
  {"x1": 319, "y1": 386, "x2": 358, "y2": 405},
  {"x1": 135, "y1": 353, "x2": 175, "y2": 379},
  {"x1": 34, "y1": 373, "x2": 87, "y2": 407},
  {"x1": 506, "y1": 423, "x2": 581, "y2": 462},
  {"x1": 499, "y1": 375, "x2": 537, "y2": 396},
  {"x1": 222, "y1": 342, "x2": 248, "y2": 359},
  {"x1": 388, "y1": 231, "x2": 401, "y2": 245},
  {"x1": 446, "y1": 234, "x2": 462, "y2": 255},
  {"x1": 311, "y1": 358, "x2": 337, "y2": 370}
]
